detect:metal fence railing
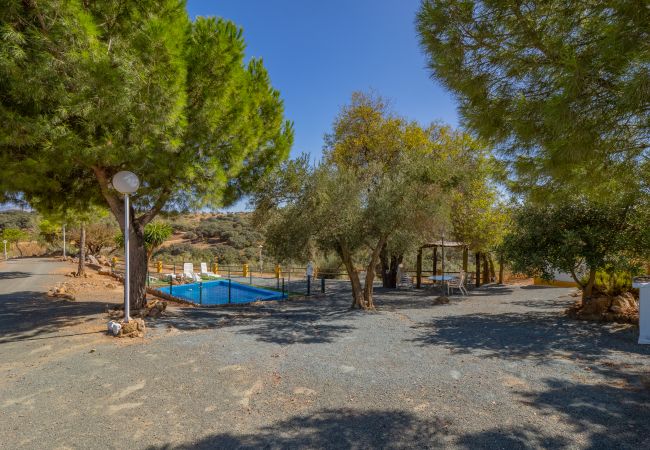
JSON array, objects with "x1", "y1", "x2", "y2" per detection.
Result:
[{"x1": 105, "y1": 258, "x2": 331, "y2": 306}]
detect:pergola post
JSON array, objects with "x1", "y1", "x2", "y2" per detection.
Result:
[
  {"x1": 462, "y1": 247, "x2": 468, "y2": 274},
  {"x1": 416, "y1": 247, "x2": 423, "y2": 289},
  {"x1": 433, "y1": 246, "x2": 438, "y2": 276}
]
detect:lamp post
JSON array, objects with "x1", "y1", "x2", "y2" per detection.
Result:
[
  {"x1": 112, "y1": 171, "x2": 140, "y2": 323},
  {"x1": 2, "y1": 240, "x2": 7, "y2": 260},
  {"x1": 62, "y1": 224, "x2": 66, "y2": 258}
]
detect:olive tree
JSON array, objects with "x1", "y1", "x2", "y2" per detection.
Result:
[
  {"x1": 256, "y1": 151, "x2": 456, "y2": 309},
  {"x1": 502, "y1": 197, "x2": 649, "y2": 303}
]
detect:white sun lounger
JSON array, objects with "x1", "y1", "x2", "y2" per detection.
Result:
[
  {"x1": 200, "y1": 262, "x2": 219, "y2": 278},
  {"x1": 183, "y1": 263, "x2": 201, "y2": 282}
]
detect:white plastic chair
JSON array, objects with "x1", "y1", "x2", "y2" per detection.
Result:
[
  {"x1": 396, "y1": 264, "x2": 413, "y2": 288},
  {"x1": 447, "y1": 271, "x2": 468, "y2": 296}
]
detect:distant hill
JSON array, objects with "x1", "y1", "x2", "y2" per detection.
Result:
[{"x1": 155, "y1": 212, "x2": 263, "y2": 265}]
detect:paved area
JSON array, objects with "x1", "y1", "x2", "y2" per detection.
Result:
[{"x1": 0, "y1": 258, "x2": 649, "y2": 449}]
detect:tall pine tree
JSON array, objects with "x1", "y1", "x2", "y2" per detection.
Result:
[{"x1": 0, "y1": 1, "x2": 293, "y2": 308}]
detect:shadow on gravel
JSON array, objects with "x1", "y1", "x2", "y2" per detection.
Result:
[
  {"x1": 410, "y1": 311, "x2": 649, "y2": 359},
  {"x1": 462, "y1": 285, "x2": 516, "y2": 296},
  {"x1": 0, "y1": 291, "x2": 105, "y2": 343},
  {"x1": 0, "y1": 271, "x2": 32, "y2": 280},
  {"x1": 156, "y1": 296, "x2": 358, "y2": 345},
  {"x1": 457, "y1": 426, "x2": 571, "y2": 449},
  {"x1": 460, "y1": 365, "x2": 650, "y2": 449},
  {"x1": 147, "y1": 408, "x2": 448, "y2": 449},
  {"x1": 156, "y1": 283, "x2": 466, "y2": 344}
]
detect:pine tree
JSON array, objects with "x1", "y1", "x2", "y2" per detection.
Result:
[{"x1": 0, "y1": 1, "x2": 293, "y2": 309}]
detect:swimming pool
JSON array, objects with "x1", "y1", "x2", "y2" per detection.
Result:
[{"x1": 164, "y1": 279, "x2": 285, "y2": 305}]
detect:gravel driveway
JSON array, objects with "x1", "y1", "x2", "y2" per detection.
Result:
[{"x1": 1, "y1": 258, "x2": 649, "y2": 449}]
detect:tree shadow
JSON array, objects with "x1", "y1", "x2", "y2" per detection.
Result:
[
  {"x1": 147, "y1": 408, "x2": 448, "y2": 449},
  {"x1": 0, "y1": 291, "x2": 105, "y2": 343},
  {"x1": 410, "y1": 311, "x2": 650, "y2": 359},
  {"x1": 0, "y1": 271, "x2": 32, "y2": 280},
  {"x1": 459, "y1": 364, "x2": 650, "y2": 449},
  {"x1": 457, "y1": 426, "x2": 571, "y2": 449},
  {"x1": 155, "y1": 296, "x2": 357, "y2": 345}
]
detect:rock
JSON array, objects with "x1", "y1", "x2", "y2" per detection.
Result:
[
  {"x1": 58, "y1": 293, "x2": 75, "y2": 301},
  {"x1": 610, "y1": 292, "x2": 638, "y2": 314},
  {"x1": 105, "y1": 283, "x2": 118, "y2": 289},
  {"x1": 97, "y1": 268, "x2": 112, "y2": 276},
  {"x1": 433, "y1": 296, "x2": 450, "y2": 305},
  {"x1": 579, "y1": 296, "x2": 610, "y2": 316},
  {"x1": 87, "y1": 255, "x2": 99, "y2": 265},
  {"x1": 89, "y1": 348, "x2": 96, "y2": 353},
  {"x1": 119, "y1": 318, "x2": 146, "y2": 338}
]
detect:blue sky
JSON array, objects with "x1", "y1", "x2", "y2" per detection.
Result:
[{"x1": 187, "y1": 0, "x2": 460, "y2": 163}]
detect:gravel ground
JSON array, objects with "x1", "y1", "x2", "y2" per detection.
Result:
[{"x1": 1, "y1": 258, "x2": 649, "y2": 449}]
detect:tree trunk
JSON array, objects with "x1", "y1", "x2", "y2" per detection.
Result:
[
  {"x1": 379, "y1": 244, "x2": 402, "y2": 288},
  {"x1": 475, "y1": 252, "x2": 481, "y2": 287},
  {"x1": 582, "y1": 267, "x2": 597, "y2": 305},
  {"x1": 128, "y1": 222, "x2": 149, "y2": 310},
  {"x1": 498, "y1": 253, "x2": 504, "y2": 285},
  {"x1": 337, "y1": 244, "x2": 364, "y2": 309},
  {"x1": 15, "y1": 242, "x2": 24, "y2": 257},
  {"x1": 76, "y1": 225, "x2": 86, "y2": 276},
  {"x1": 482, "y1": 254, "x2": 489, "y2": 284},
  {"x1": 362, "y1": 235, "x2": 387, "y2": 310},
  {"x1": 92, "y1": 166, "x2": 170, "y2": 311},
  {"x1": 416, "y1": 248, "x2": 422, "y2": 289},
  {"x1": 488, "y1": 254, "x2": 496, "y2": 281}
]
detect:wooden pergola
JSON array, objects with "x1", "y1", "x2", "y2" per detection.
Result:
[{"x1": 415, "y1": 240, "x2": 469, "y2": 289}]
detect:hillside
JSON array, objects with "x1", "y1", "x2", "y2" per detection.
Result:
[{"x1": 155, "y1": 212, "x2": 264, "y2": 265}]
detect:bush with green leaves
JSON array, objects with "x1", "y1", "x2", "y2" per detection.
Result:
[
  {"x1": 502, "y1": 197, "x2": 648, "y2": 303},
  {"x1": 1, "y1": 227, "x2": 30, "y2": 257}
]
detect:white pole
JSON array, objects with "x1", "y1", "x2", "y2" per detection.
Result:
[
  {"x1": 62, "y1": 224, "x2": 66, "y2": 258},
  {"x1": 124, "y1": 194, "x2": 130, "y2": 323},
  {"x1": 3, "y1": 240, "x2": 7, "y2": 260}
]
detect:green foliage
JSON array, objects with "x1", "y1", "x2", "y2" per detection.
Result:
[
  {"x1": 1, "y1": 227, "x2": 29, "y2": 243},
  {"x1": 416, "y1": 0, "x2": 650, "y2": 196},
  {"x1": 0, "y1": 210, "x2": 36, "y2": 232},
  {"x1": 588, "y1": 270, "x2": 638, "y2": 297},
  {"x1": 502, "y1": 197, "x2": 648, "y2": 291},
  {"x1": 37, "y1": 218, "x2": 62, "y2": 249},
  {"x1": 1, "y1": 227, "x2": 30, "y2": 256},
  {"x1": 116, "y1": 221, "x2": 172, "y2": 261}
]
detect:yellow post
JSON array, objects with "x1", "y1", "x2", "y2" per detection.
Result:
[
  {"x1": 212, "y1": 261, "x2": 219, "y2": 275},
  {"x1": 157, "y1": 260, "x2": 163, "y2": 273},
  {"x1": 243, "y1": 263, "x2": 249, "y2": 278},
  {"x1": 275, "y1": 264, "x2": 281, "y2": 279}
]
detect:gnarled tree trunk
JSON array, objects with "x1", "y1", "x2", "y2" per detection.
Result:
[
  {"x1": 76, "y1": 224, "x2": 86, "y2": 276},
  {"x1": 379, "y1": 243, "x2": 402, "y2": 288},
  {"x1": 128, "y1": 222, "x2": 148, "y2": 310},
  {"x1": 498, "y1": 253, "x2": 504, "y2": 284},
  {"x1": 337, "y1": 235, "x2": 386, "y2": 310},
  {"x1": 488, "y1": 254, "x2": 496, "y2": 282},
  {"x1": 482, "y1": 254, "x2": 490, "y2": 284}
]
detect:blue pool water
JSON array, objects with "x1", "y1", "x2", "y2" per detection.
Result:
[{"x1": 165, "y1": 279, "x2": 285, "y2": 305}]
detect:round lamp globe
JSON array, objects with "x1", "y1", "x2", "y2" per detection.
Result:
[{"x1": 112, "y1": 171, "x2": 140, "y2": 194}]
